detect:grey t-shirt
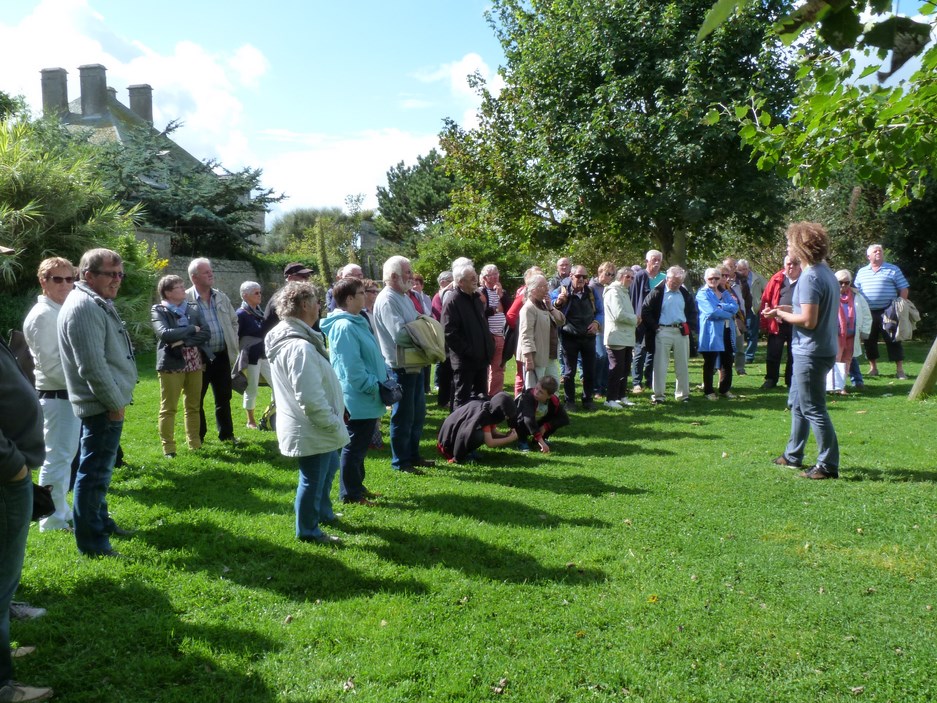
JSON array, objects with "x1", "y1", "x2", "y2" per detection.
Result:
[{"x1": 792, "y1": 262, "x2": 839, "y2": 358}]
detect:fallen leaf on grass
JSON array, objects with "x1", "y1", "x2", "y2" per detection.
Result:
[
  {"x1": 380, "y1": 619, "x2": 388, "y2": 626},
  {"x1": 566, "y1": 562, "x2": 576, "y2": 569},
  {"x1": 492, "y1": 677, "x2": 508, "y2": 694},
  {"x1": 575, "y1": 630, "x2": 586, "y2": 639},
  {"x1": 722, "y1": 451, "x2": 729, "y2": 458},
  {"x1": 283, "y1": 615, "x2": 293, "y2": 624},
  {"x1": 855, "y1": 410, "x2": 868, "y2": 414},
  {"x1": 343, "y1": 677, "x2": 355, "y2": 691},
  {"x1": 856, "y1": 527, "x2": 864, "y2": 534},
  {"x1": 851, "y1": 686, "x2": 864, "y2": 695},
  {"x1": 623, "y1": 518, "x2": 633, "y2": 526},
  {"x1": 647, "y1": 594, "x2": 659, "y2": 603}
]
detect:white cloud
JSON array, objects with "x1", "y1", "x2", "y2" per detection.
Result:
[
  {"x1": 261, "y1": 128, "x2": 441, "y2": 224},
  {"x1": 413, "y1": 51, "x2": 505, "y2": 128}
]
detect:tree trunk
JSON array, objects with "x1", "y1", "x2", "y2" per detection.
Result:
[{"x1": 908, "y1": 336, "x2": 937, "y2": 400}]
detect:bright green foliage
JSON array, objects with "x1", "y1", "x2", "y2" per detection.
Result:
[
  {"x1": 375, "y1": 149, "x2": 458, "y2": 243},
  {"x1": 442, "y1": 0, "x2": 795, "y2": 266},
  {"x1": 95, "y1": 121, "x2": 284, "y2": 258},
  {"x1": 702, "y1": 2, "x2": 937, "y2": 210},
  {"x1": 16, "y1": 346, "x2": 937, "y2": 702}
]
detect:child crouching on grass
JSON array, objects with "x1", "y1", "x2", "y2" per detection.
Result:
[
  {"x1": 437, "y1": 392, "x2": 518, "y2": 464},
  {"x1": 515, "y1": 376, "x2": 569, "y2": 453}
]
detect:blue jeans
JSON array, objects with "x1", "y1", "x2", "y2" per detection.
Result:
[
  {"x1": 74, "y1": 412, "x2": 124, "y2": 555},
  {"x1": 1, "y1": 474, "x2": 32, "y2": 685},
  {"x1": 785, "y1": 354, "x2": 839, "y2": 473},
  {"x1": 340, "y1": 418, "x2": 376, "y2": 501},
  {"x1": 593, "y1": 335, "x2": 609, "y2": 395},
  {"x1": 848, "y1": 357, "x2": 864, "y2": 387},
  {"x1": 745, "y1": 311, "x2": 759, "y2": 361},
  {"x1": 631, "y1": 338, "x2": 653, "y2": 389},
  {"x1": 296, "y1": 450, "x2": 340, "y2": 539},
  {"x1": 389, "y1": 369, "x2": 426, "y2": 470}
]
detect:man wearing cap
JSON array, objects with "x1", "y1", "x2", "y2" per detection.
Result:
[
  {"x1": 263, "y1": 262, "x2": 313, "y2": 333},
  {"x1": 1, "y1": 243, "x2": 55, "y2": 701},
  {"x1": 186, "y1": 257, "x2": 239, "y2": 444},
  {"x1": 59, "y1": 248, "x2": 138, "y2": 557}
]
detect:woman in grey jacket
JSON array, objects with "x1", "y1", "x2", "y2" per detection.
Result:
[{"x1": 151, "y1": 275, "x2": 210, "y2": 458}]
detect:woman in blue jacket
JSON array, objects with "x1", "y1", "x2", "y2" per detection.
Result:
[
  {"x1": 320, "y1": 277, "x2": 389, "y2": 505},
  {"x1": 696, "y1": 268, "x2": 739, "y2": 400}
]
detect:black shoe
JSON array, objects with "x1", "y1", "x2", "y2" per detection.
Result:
[
  {"x1": 799, "y1": 466, "x2": 839, "y2": 480},
  {"x1": 398, "y1": 466, "x2": 426, "y2": 475},
  {"x1": 164, "y1": 452, "x2": 176, "y2": 459},
  {"x1": 85, "y1": 549, "x2": 123, "y2": 559},
  {"x1": 110, "y1": 525, "x2": 136, "y2": 537},
  {"x1": 760, "y1": 380, "x2": 777, "y2": 389},
  {"x1": 413, "y1": 458, "x2": 436, "y2": 468}
]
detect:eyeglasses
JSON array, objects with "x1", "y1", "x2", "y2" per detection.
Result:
[
  {"x1": 573, "y1": 274, "x2": 588, "y2": 280},
  {"x1": 839, "y1": 281, "x2": 850, "y2": 286},
  {"x1": 91, "y1": 270, "x2": 126, "y2": 280},
  {"x1": 46, "y1": 275, "x2": 75, "y2": 284},
  {"x1": 707, "y1": 277, "x2": 721, "y2": 281}
]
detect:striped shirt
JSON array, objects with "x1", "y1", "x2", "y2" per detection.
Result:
[
  {"x1": 854, "y1": 262, "x2": 909, "y2": 310},
  {"x1": 484, "y1": 287, "x2": 506, "y2": 336},
  {"x1": 196, "y1": 291, "x2": 227, "y2": 354}
]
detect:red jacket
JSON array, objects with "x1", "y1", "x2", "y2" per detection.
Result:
[{"x1": 759, "y1": 270, "x2": 785, "y2": 335}]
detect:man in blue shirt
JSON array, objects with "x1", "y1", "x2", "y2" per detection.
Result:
[{"x1": 853, "y1": 244, "x2": 910, "y2": 379}]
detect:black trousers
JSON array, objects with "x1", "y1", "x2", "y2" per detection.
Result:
[
  {"x1": 200, "y1": 351, "x2": 235, "y2": 442},
  {"x1": 451, "y1": 361, "x2": 487, "y2": 409},
  {"x1": 606, "y1": 346, "x2": 633, "y2": 402},
  {"x1": 560, "y1": 333, "x2": 596, "y2": 403},
  {"x1": 864, "y1": 308, "x2": 904, "y2": 362},
  {"x1": 765, "y1": 323, "x2": 793, "y2": 387}
]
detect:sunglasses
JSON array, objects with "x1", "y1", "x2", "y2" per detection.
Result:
[
  {"x1": 47, "y1": 275, "x2": 75, "y2": 284},
  {"x1": 707, "y1": 277, "x2": 721, "y2": 281},
  {"x1": 573, "y1": 274, "x2": 588, "y2": 280}
]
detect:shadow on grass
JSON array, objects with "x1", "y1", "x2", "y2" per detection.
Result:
[
  {"x1": 22, "y1": 577, "x2": 277, "y2": 702},
  {"x1": 442, "y1": 465, "x2": 647, "y2": 497},
  {"x1": 138, "y1": 519, "x2": 427, "y2": 600},
  {"x1": 116, "y1": 467, "x2": 290, "y2": 515},
  {"x1": 344, "y1": 524, "x2": 607, "y2": 584},
  {"x1": 388, "y1": 492, "x2": 613, "y2": 528},
  {"x1": 841, "y1": 466, "x2": 937, "y2": 483}
]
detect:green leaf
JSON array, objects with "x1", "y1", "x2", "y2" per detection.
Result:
[
  {"x1": 734, "y1": 105, "x2": 749, "y2": 120},
  {"x1": 818, "y1": 6, "x2": 863, "y2": 52},
  {"x1": 702, "y1": 109, "x2": 721, "y2": 126},
  {"x1": 697, "y1": 0, "x2": 741, "y2": 41}
]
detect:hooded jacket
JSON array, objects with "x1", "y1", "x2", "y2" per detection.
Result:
[
  {"x1": 265, "y1": 317, "x2": 349, "y2": 457},
  {"x1": 320, "y1": 310, "x2": 388, "y2": 421}
]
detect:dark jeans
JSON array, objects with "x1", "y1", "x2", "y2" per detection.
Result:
[
  {"x1": 74, "y1": 412, "x2": 124, "y2": 555},
  {"x1": 199, "y1": 351, "x2": 234, "y2": 442},
  {"x1": 340, "y1": 418, "x2": 376, "y2": 501},
  {"x1": 865, "y1": 309, "x2": 904, "y2": 362},
  {"x1": 451, "y1": 361, "x2": 487, "y2": 409},
  {"x1": 561, "y1": 333, "x2": 596, "y2": 403},
  {"x1": 702, "y1": 350, "x2": 733, "y2": 394},
  {"x1": 389, "y1": 369, "x2": 426, "y2": 470},
  {"x1": 435, "y1": 359, "x2": 452, "y2": 408},
  {"x1": 632, "y1": 337, "x2": 653, "y2": 388},
  {"x1": 1, "y1": 474, "x2": 31, "y2": 685},
  {"x1": 593, "y1": 335, "x2": 609, "y2": 395},
  {"x1": 745, "y1": 311, "x2": 760, "y2": 361},
  {"x1": 765, "y1": 323, "x2": 794, "y2": 386},
  {"x1": 606, "y1": 346, "x2": 633, "y2": 402}
]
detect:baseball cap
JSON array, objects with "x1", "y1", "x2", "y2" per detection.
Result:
[{"x1": 284, "y1": 262, "x2": 313, "y2": 277}]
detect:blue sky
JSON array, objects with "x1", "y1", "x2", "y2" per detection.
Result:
[{"x1": 0, "y1": 0, "x2": 507, "y2": 224}]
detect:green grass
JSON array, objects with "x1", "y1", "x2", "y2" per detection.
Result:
[{"x1": 13, "y1": 343, "x2": 937, "y2": 702}]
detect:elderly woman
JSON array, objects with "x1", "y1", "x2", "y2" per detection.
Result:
[
  {"x1": 320, "y1": 277, "x2": 388, "y2": 506},
  {"x1": 507, "y1": 266, "x2": 543, "y2": 394},
  {"x1": 236, "y1": 281, "x2": 272, "y2": 429},
  {"x1": 827, "y1": 269, "x2": 872, "y2": 394},
  {"x1": 266, "y1": 281, "x2": 349, "y2": 543},
  {"x1": 764, "y1": 222, "x2": 841, "y2": 479},
  {"x1": 603, "y1": 266, "x2": 638, "y2": 408},
  {"x1": 517, "y1": 273, "x2": 566, "y2": 389},
  {"x1": 697, "y1": 267, "x2": 740, "y2": 400},
  {"x1": 151, "y1": 274, "x2": 210, "y2": 458}
]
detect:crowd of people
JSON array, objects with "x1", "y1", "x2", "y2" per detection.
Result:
[{"x1": 0, "y1": 225, "x2": 917, "y2": 701}]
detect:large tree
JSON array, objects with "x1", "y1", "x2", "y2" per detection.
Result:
[{"x1": 442, "y1": 0, "x2": 796, "y2": 266}]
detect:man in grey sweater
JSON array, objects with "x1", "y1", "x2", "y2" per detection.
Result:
[{"x1": 58, "y1": 248, "x2": 138, "y2": 557}]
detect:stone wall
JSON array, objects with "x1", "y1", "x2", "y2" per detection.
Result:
[{"x1": 165, "y1": 256, "x2": 276, "y2": 303}]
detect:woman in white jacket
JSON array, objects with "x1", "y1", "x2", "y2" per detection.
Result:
[
  {"x1": 603, "y1": 267, "x2": 638, "y2": 408},
  {"x1": 265, "y1": 282, "x2": 349, "y2": 545},
  {"x1": 517, "y1": 274, "x2": 565, "y2": 389}
]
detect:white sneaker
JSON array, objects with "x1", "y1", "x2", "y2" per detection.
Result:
[
  {"x1": 721, "y1": 391, "x2": 737, "y2": 399},
  {"x1": 603, "y1": 400, "x2": 623, "y2": 409},
  {"x1": 9, "y1": 602, "x2": 46, "y2": 621},
  {"x1": 619, "y1": 398, "x2": 636, "y2": 407},
  {"x1": 705, "y1": 393, "x2": 718, "y2": 401}
]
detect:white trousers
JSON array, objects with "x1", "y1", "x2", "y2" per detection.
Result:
[
  {"x1": 652, "y1": 327, "x2": 690, "y2": 402},
  {"x1": 243, "y1": 359, "x2": 273, "y2": 410},
  {"x1": 37, "y1": 396, "x2": 80, "y2": 531}
]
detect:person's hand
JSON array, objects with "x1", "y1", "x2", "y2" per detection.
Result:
[
  {"x1": 587, "y1": 321, "x2": 599, "y2": 334},
  {"x1": 762, "y1": 307, "x2": 778, "y2": 319},
  {"x1": 538, "y1": 440, "x2": 551, "y2": 454},
  {"x1": 506, "y1": 429, "x2": 518, "y2": 441},
  {"x1": 107, "y1": 408, "x2": 125, "y2": 421},
  {"x1": 556, "y1": 289, "x2": 567, "y2": 304},
  {"x1": 524, "y1": 353, "x2": 535, "y2": 368}
]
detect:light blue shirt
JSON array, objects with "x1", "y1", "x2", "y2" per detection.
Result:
[
  {"x1": 854, "y1": 262, "x2": 909, "y2": 310},
  {"x1": 659, "y1": 289, "x2": 686, "y2": 325}
]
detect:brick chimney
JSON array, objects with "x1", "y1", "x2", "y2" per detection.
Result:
[
  {"x1": 78, "y1": 63, "x2": 108, "y2": 116},
  {"x1": 128, "y1": 84, "x2": 153, "y2": 124},
  {"x1": 40, "y1": 67, "x2": 69, "y2": 116}
]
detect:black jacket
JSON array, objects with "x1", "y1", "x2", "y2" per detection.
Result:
[
  {"x1": 151, "y1": 303, "x2": 212, "y2": 372},
  {"x1": 442, "y1": 288, "x2": 494, "y2": 369},
  {"x1": 437, "y1": 392, "x2": 516, "y2": 462},
  {"x1": 0, "y1": 338, "x2": 45, "y2": 479}
]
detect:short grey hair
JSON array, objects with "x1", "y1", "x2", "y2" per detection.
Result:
[
  {"x1": 645, "y1": 250, "x2": 663, "y2": 262},
  {"x1": 867, "y1": 243, "x2": 884, "y2": 257},
  {"x1": 437, "y1": 270, "x2": 454, "y2": 286},
  {"x1": 274, "y1": 281, "x2": 320, "y2": 319},
  {"x1": 79, "y1": 248, "x2": 122, "y2": 276},
  {"x1": 187, "y1": 257, "x2": 212, "y2": 279},
  {"x1": 453, "y1": 263, "x2": 476, "y2": 284},
  {"x1": 737, "y1": 259, "x2": 750, "y2": 270},
  {"x1": 526, "y1": 274, "x2": 547, "y2": 297},
  {"x1": 665, "y1": 265, "x2": 686, "y2": 281},
  {"x1": 704, "y1": 267, "x2": 722, "y2": 281},
  {"x1": 382, "y1": 255, "x2": 410, "y2": 283},
  {"x1": 450, "y1": 257, "x2": 473, "y2": 276},
  {"x1": 480, "y1": 264, "x2": 498, "y2": 277},
  {"x1": 616, "y1": 266, "x2": 634, "y2": 281},
  {"x1": 836, "y1": 269, "x2": 853, "y2": 284},
  {"x1": 240, "y1": 280, "x2": 261, "y2": 298}
]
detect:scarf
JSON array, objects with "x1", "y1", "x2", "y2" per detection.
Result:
[
  {"x1": 240, "y1": 301, "x2": 264, "y2": 320},
  {"x1": 838, "y1": 288, "x2": 856, "y2": 337},
  {"x1": 163, "y1": 300, "x2": 190, "y2": 327}
]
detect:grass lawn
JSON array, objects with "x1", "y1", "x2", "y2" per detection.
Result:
[{"x1": 13, "y1": 342, "x2": 937, "y2": 702}]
